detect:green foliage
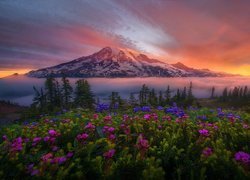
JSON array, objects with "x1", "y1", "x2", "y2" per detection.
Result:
[{"x1": 0, "y1": 107, "x2": 249, "y2": 179}]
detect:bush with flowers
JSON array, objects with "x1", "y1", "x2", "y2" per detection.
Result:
[{"x1": 0, "y1": 104, "x2": 249, "y2": 179}]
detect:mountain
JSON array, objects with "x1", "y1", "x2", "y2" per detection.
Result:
[{"x1": 27, "y1": 47, "x2": 232, "y2": 78}]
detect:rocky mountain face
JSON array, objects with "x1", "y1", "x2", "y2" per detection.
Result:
[{"x1": 27, "y1": 47, "x2": 231, "y2": 78}]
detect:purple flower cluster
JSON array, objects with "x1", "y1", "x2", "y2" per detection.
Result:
[
  {"x1": 103, "y1": 149, "x2": 115, "y2": 159},
  {"x1": 76, "y1": 133, "x2": 89, "y2": 142},
  {"x1": 96, "y1": 103, "x2": 109, "y2": 112},
  {"x1": 202, "y1": 147, "x2": 213, "y2": 157},
  {"x1": 136, "y1": 134, "x2": 149, "y2": 151},
  {"x1": 198, "y1": 129, "x2": 210, "y2": 137},
  {"x1": 133, "y1": 106, "x2": 151, "y2": 113},
  {"x1": 103, "y1": 126, "x2": 116, "y2": 141},
  {"x1": 165, "y1": 106, "x2": 186, "y2": 118},
  {"x1": 11, "y1": 137, "x2": 23, "y2": 153},
  {"x1": 234, "y1": 151, "x2": 250, "y2": 164},
  {"x1": 32, "y1": 137, "x2": 42, "y2": 146},
  {"x1": 85, "y1": 122, "x2": 96, "y2": 131}
]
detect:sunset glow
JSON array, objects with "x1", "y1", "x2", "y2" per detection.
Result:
[{"x1": 0, "y1": 0, "x2": 250, "y2": 75}]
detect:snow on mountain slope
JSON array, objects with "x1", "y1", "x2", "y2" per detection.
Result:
[{"x1": 27, "y1": 47, "x2": 231, "y2": 78}]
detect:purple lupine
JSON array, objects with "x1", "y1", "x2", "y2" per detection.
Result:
[{"x1": 103, "y1": 149, "x2": 115, "y2": 159}]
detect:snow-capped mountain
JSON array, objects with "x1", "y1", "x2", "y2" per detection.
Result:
[{"x1": 27, "y1": 47, "x2": 232, "y2": 78}]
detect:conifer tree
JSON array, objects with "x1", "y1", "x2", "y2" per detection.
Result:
[
  {"x1": 61, "y1": 76, "x2": 73, "y2": 107},
  {"x1": 158, "y1": 91, "x2": 164, "y2": 106},
  {"x1": 75, "y1": 79, "x2": 95, "y2": 109},
  {"x1": 129, "y1": 93, "x2": 137, "y2": 106},
  {"x1": 164, "y1": 85, "x2": 171, "y2": 105},
  {"x1": 211, "y1": 86, "x2": 215, "y2": 99},
  {"x1": 187, "y1": 82, "x2": 194, "y2": 105}
]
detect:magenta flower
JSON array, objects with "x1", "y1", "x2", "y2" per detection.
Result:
[
  {"x1": 103, "y1": 149, "x2": 115, "y2": 159},
  {"x1": 136, "y1": 135, "x2": 149, "y2": 150},
  {"x1": 202, "y1": 147, "x2": 213, "y2": 157},
  {"x1": 243, "y1": 124, "x2": 249, "y2": 129},
  {"x1": 66, "y1": 152, "x2": 74, "y2": 158},
  {"x1": 199, "y1": 129, "x2": 210, "y2": 137},
  {"x1": 51, "y1": 156, "x2": 67, "y2": 165},
  {"x1": 76, "y1": 133, "x2": 89, "y2": 141},
  {"x1": 144, "y1": 114, "x2": 151, "y2": 120},
  {"x1": 104, "y1": 115, "x2": 112, "y2": 123},
  {"x1": 2, "y1": 135, "x2": 7, "y2": 141},
  {"x1": 234, "y1": 151, "x2": 250, "y2": 164},
  {"x1": 41, "y1": 153, "x2": 53, "y2": 162},
  {"x1": 85, "y1": 122, "x2": 96, "y2": 130},
  {"x1": 27, "y1": 164, "x2": 39, "y2": 176},
  {"x1": 108, "y1": 134, "x2": 116, "y2": 140},
  {"x1": 108, "y1": 127, "x2": 115, "y2": 133},
  {"x1": 52, "y1": 146, "x2": 59, "y2": 152},
  {"x1": 48, "y1": 129, "x2": 59, "y2": 137},
  {"x1": 11, "y1": 137, "x2": 23, "y2": 152},
  {"x1": 32, "y1": 137, "x2": 42, "y2": 146},
  {"x1": 93, "y1": 114, "x2": 99, "y2": 119}
]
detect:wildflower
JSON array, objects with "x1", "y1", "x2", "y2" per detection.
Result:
[
  {"x1": 32, "y1": 137, "x2": 42, "y2": 146},
  {"x1": 2, "y1": 135, "x2": 7, "y2": 141},
  {"x1": 202, "y1": 147, "x2": 213, "y2": 157},
  {"x1": 199, "y1": 129, "x2": 209, "y2": 137},
  {"x1": 93, "y1": 114, "x2": 99, "y2": 119},
  {"x1": 27, "y1": 164, "x2": 39, "y2": 176},
  {"x1": 103, "y1": 149, "x2": 115, "y2": 159},
  {"x1": 104, "y1": 115, "x2": 112, "y2": 123},
  {"x1": 85, "y1": 122, "x2": 96, "y2": 130},
  {"x1": 52, "y1": 146, "x2": 59, "y2": 152},
  {"x1": 243, "y1": 124, "x2": 249, "y2": 129},
  {"x1": 11, "y1": 137, "x2": 23, "y2": 152},
  {"x1": 66, "y1": 152, "x2": 74, "y2": 158},
  {"x1": 41, "y1": 153, "x2": 53, "y2": 162},
  {"x1": 51, "y1": 156, "x2": 67, "y2": 165},
  {"x1": 136, "y1": 135, "x2": 149, "y2": 150},
  {"x1": 144, "y1": 114, "x2": 151, "y2": 120},
  {"x1": 107, "y1": 127, "x2": 115, "y2": 133},
  {"x1": 76, "y1": 133, "x2": 89, "y2": 141},
  {"x1": 157, "y1": 106, "x2": 164, "y2": 111},
  {"x1": 48, "y1": 129, "x2": 59, "y2": 137},
  {"x1": 108, "y1": 134, "x2": 116, "y2": 140},
  {"x1": 234, "y1": 151, "x2": 250, "y2": 164}
]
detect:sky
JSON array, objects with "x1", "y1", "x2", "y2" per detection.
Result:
[{"x1": 0, "y1": 0, "x2": 250, "y2": 77}]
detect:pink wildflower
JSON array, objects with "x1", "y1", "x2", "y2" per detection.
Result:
[
  {"x1": 202, "y1": 147, "x2": 213, "y2": 157},
  {"x1": 199, "y1": 129, "x2": 210, "y2": 137},
  {"x1": 103, "y1": 149, "x2": 115, "y2": 159}
]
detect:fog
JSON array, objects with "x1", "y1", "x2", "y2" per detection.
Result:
[{"x1": 0, "y1": 75, "x2": 250, "y2": 106}]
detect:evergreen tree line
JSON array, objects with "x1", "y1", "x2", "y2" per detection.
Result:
[
  {"x1": 218, "y1": 86, "x2": 250, "y2": 106},
  {"x1": 32, "y1": 76, "x2": 95, "y2": 113},
  {"x1": 130, "y1": 82, "x2": 194, "y2": 107}
]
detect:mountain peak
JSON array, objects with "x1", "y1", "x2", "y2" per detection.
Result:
[{"x1": 27, "y1": 47, "x2": 233, "y2": 78}]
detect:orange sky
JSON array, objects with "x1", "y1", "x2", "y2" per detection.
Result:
[{"x1": 0, "y1": 0, "x2": 250, "y2": 77}]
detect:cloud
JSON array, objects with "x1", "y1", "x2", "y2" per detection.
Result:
[{"x1": 0, "y1": 0, "x2": 249, "y2": 75}]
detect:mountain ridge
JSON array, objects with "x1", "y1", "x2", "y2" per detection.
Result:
[{"x1": 27, "y1": 47, "x2": 234, "y2": 78}]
